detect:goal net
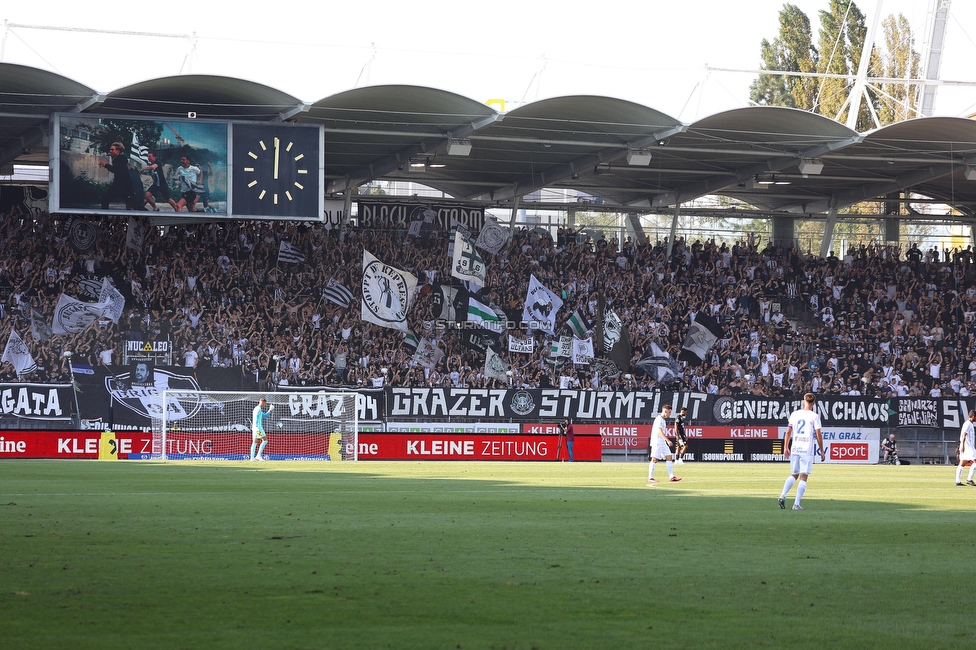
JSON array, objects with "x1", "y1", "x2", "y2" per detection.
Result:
[{"x1": 151, "y1": 390, "x2": 358, "y2": 461}]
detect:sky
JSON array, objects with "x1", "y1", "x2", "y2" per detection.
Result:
[{"x1": 2, "y1": 0, "x2": 975, "y2": 123}]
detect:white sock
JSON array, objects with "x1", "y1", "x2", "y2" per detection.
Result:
[
  {"x1": 648, "y1": 462, "x2": 656, "y2": 480},
  {"x1": 666, "y1": 460, "x2": 674, "y2": 478},
  {"x1": 795, "y1": 480, "x2": 807, "y2": 506},
  {"x1": 968, "y1": 466, "x2": 976, "y2": 482},
  {"x1": 780, "y1": 476, "x2": 796, "y2": 499},
  {"x1": 957, "y1": 466, "x2": 964, "y2": 483}
]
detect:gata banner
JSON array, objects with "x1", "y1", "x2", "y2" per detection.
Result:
[{"x1": 0, "y1": 384, "x2": 73, "y2": 422}]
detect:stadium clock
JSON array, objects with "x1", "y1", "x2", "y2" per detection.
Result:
[{"x1": 232, "y1": 123, "x2": 322, "y2": 219}]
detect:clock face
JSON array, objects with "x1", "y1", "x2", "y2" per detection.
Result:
[{"x1": 232, "y1": 124, "x2": 321, "y2": 218}]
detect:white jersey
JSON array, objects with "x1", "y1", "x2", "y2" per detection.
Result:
[
  {"x1": 961, "y1": 420, "x2": 976, "y2": 461},
  {"x1": 651, "y1": 414, "x2": 669, "y2": 444},
  {"x1": 787, "y1": 408, "x2": 822, "y2": 456}
]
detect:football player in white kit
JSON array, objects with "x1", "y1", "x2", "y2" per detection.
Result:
[
  {"x1": 778, "y1": 393, "x2": 825, "y2": 510},
  {"x1": 954, "y1": 410, "x2": 976, "y2": 486},
  {"x1": 647, "y1": 404, "x2": 682, "y2": 484}
]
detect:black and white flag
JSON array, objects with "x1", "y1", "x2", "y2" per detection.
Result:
[
  {"x1": 126, "y1": 218, "x2": 146, "y2": 253},
  {"x1": 636, "y1": 341, "x2": 681, "y2": 385},
  {"x1": 324, "y1": 278, "x2": 354, "y2": 308},
  {"x1": 451, "y1": 230, "x2": 486, "y2": 288},
  {"x1": 66, "y1": 217, "x2": 99, "y2": 253},
  {"x1": 51, "y1": 294, "x2": 108, "y2": 336},
  {"x1": 414, "y1": 338, "x2": 444, "y2": 370},
  {"x1": 679, "y1": 313, "x2": 723, "y2": 366},
  {"x1": 361, "y1": 249, "x2": 418, "y2": 332},
  {"x1": 522, "y1": 274, "x2": 563, "y2": 335},
  {"x1": 1, "y1": 330, "x2": 37, "y2": 376},
  {"x1": 278, "y1": 241, "x2": 306, "y2": 264},
  {"x1": 475, "y1": 216, "x2": 510, "y2": 255},
  {"x1": 27, "y1": 305, "x2": 52, "y2": 341},
  {"x1": 98, "y1": 277, "x2": 126, "y2": 324},
  {"x1": 508, "y1": 335, "x2": 534, "y2": 354}
]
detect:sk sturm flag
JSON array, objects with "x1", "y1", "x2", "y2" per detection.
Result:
[
  {"x1": 565, "y1": 310, "x2": 590, "y2": 338},
  {"x1": 475, "y1": 216, "x2": 510, "y2": 255},
  {"x1": 66, "y1": 217, "x2": 99, "y2": 253},
  {"x1": 522, "y1": 274, "x2": 563, "y2": 335},
  {"x1": 324, "y1": 278, "x2": 355, "y2": 308},
  {"x1": 433, "y1": 284, "x2": 467, "y2": 322},
  {"x1": 1, "y1": 330, "x2": 37, "y2": 376},
  {"x1": 484, "y1": 347, "x2": 509, "y2": 382},
  {"x1": 98, "y1": 277, "x2": 126, "y2": 324},
  {"x1": 414, "y1": 338, "x2": 444, "y2": 370},
  {"x1": 278, "y1": 241, "x2": 305, "y2": 264},
  {"x1": 678, "y1": 312, "x2": 723, "y2": 366},
  {"x1": 572, "y1": 336, "x2": 594, "y2": 365},
  {"x1": 51, "y1": 293, "x2": 110, "y2": 336},
  {"x1": 361, "y1": 249, "x2": 418, "y2": 332},
  {"x1": 451, "y1": 230, "x2": 487, "y2": 288}
]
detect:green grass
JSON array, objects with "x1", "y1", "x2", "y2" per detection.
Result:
[{"x1": 0, "y1": 460, "x2": 973, "y2": 649}]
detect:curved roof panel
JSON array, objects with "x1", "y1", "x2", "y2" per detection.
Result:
[{"x1": 98, "y1": 75, "x2": 304, "y2": 120}]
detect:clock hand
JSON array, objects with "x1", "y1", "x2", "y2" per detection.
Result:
[{"x1": 273, "y1": 137, "x2": 280, "y2": 180}]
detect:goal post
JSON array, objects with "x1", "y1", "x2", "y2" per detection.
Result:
[{"x1": 152, "y1": 390, "x2": 359, "y2": 461}]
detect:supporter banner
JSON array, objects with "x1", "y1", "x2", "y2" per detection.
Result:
[
  {"x1": 356, "y1": 432, "x2": 601, "y2": 461},
  {"x1": 710, "y1": 395, "x2": 892, "y2": 427},
  {"x1": 357, "y1": 202, "x2": 484, "y2": 231},
  {"x1": 386, "y1": 387, "x2": 708, "y2": 422},
  {"x1": 0, "y1": 384, "x2": 73, "y2": 422},
  {"x1": 894, "y1": 398, "x2": 939, "y2": 428},
  {"x1": 0, "y1": 430, "x2": 153, "y2": 459}
]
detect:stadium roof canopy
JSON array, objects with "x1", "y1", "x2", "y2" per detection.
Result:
[{"x1": 3, "y1": 61, "x2": 976, "y2": 221}]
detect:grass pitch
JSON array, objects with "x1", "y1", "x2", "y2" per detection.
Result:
[{"x1": 0, "y1": 460, "x2": 973, "y2": 649}]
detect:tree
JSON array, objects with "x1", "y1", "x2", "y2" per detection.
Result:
[
  {"x1": 874, "y1": 14, "x2": 921, "y2": 124},
  {"x1": 814, "y1": 0, "x2": 877, "y2": 129},
  {"x1": 749, "y1": 4, "x2": 819, "y2": 109}
]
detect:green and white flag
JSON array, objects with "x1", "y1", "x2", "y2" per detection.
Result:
[
  {"x1": 566, "y1": 310, "x2": 590, "y2": 338},
  {"x1": 467, "y1": 296, "x2": 504, "y2": 333}
]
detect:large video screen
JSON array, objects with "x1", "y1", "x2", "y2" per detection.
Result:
[
  {"x1": 53, "y1": 114, "x2": 229, "y2": 217},
  {"x1": 51, "y1": 114, "x2": 325, "y2": 221}
]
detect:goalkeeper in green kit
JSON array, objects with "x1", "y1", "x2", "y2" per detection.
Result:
[{"x1": 250, "y1": 397, "x2": 274, "y2": 461}]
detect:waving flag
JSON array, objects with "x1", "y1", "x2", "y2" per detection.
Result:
[
  {"x1": 522, "y1": 275, "x2": 563, "y2": 335},
  {"x1": 278, "y1": 241, "x2": 305, "y2": 264},
  {"x1": 451, "y1": 230, "x2": 486, "y2": 288},
  {"x1": 1, "y1": 330, "x2": 37, "y2": 376},
  {"x1": 324, "y1": 278, "x2": 354, "y2": 308},
  {"x1": 361, "y1": 250, "x2": 418, "y2": 332}
]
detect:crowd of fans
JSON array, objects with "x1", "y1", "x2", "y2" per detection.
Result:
[{"x1": 1, "y1": 203, "x2": 975, "y2": 399}]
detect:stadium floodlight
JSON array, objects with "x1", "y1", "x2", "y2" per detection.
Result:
[
  {"x1": 446, "y1": 138, "x2": 472, "y2": 156},
  {"x1": 626, "y1": 148, "x2": 652, "y2": 166},
  {"x1": 153, "y1": 390, "x2": 359, "y2": 461},
  {"x1": 798, "y1": 158, "x2": 825, "y2": 175}
]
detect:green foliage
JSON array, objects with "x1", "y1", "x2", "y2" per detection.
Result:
[
  {"x1": 752, "y1": 2, "x2": 918, "y2": 129},
  {"x1": 750, "y1": 4, "x2": 819, "y2": 109},
  {"x1": 0, "y1": 461, "x2": 972, "y2": 648}
]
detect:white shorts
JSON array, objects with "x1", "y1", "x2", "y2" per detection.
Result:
[
  {"x1": 960, "y1": 445, "x2": 976, "y2": 462},
  {"x1": 650, "y1": 436, "x2": 673, "y2": 460},
  {"x1": 789, "y1": 454, "x2": 814, "y2": 475}
]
